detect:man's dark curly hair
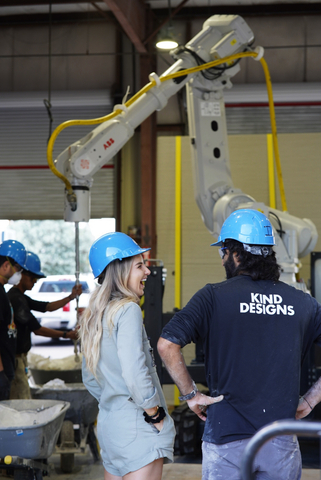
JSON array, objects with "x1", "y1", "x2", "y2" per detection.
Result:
[{"x1": 224, "y1": 239, "x2": 281, "y2": 281}]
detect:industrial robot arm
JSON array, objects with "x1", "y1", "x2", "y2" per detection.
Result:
[
  {"x1": 179, "y1": 17, "x2": 317, "y2": 287},
  {"x1": 53, "y1": 14, "x2": 317, "y2": 287},
  {"x1": 179, "y1": 18, "x2": 317, "y2": 287},
  {"x1": 54, "y1": 15, "x2": 254, "y2": 222}
]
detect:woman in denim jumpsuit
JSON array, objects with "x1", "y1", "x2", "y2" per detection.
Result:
[{"x1": 79, "y1": 232, "x2": 175, "y2": 480}]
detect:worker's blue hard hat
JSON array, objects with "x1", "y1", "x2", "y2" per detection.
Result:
[
  {"x1": 89, "y1": 232, "x2": 151, "y2": 278},
  {"x1": 211, "y1": 209, "x2": 275, "y2": 247},
  {"x1": 23, "y1": 251, "x2": 46, "y2": 278},
  {"x1": 0, "y1": 239, "x2": 26, "y2": 267}
]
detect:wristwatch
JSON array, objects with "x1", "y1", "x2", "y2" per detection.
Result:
[{"x1": 179, "y1": 381, "x2": 198, "y2": 401}]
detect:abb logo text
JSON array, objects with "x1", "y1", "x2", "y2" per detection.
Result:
[{"x1": 103, "y1": 138, "x2": 115, "y2": 150}]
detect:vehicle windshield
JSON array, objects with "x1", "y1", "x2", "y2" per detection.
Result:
[{"x1": 39, "y1": 281, "x2": 90, "y2": 294}]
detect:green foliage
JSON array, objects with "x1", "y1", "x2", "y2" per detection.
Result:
[{"x1": 10, "y1": 220, "x2": 94, "y2": 276}]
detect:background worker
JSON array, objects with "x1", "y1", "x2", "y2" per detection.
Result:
[
  {"x1": 7, "y1": 251, "x2": 81, "y2": 399},
  {"x1": 158, "y1": 209, "x2": 321, "y2": 480},
  {"x1": 0, "y1": 239, "x2": 26, "y2": 400}
]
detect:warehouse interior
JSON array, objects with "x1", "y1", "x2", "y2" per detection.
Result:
[{"x1": 1, "y1": 0, "x2": 321, "y2": 478}]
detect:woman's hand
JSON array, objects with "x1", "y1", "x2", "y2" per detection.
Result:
[
  {"x1": 144, "y1": 406, "x2": 158, "y2": 417},
  {"x1": 143, "y1": 406, "x2": 166, "y2": 431},
  {"x1": 153, "y1": 418, "x2": 164, "y2": 432}
]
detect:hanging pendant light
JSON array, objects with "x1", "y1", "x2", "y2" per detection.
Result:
[{"x1": 156, "y1": 0, "x2": 178, "y2": 50}]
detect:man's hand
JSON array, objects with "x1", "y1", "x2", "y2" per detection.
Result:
[
  {"x1": 71, "y1": 284, "x2": 82, "y2": 299},
  {"x1": 295, "y1": 396, "x2": 313, "y2": 419},
  {"x1": 66, "y1": 329, "x2": 79, "y2": 341},
  {"x1": 187, "y1": 391, "x2": 224, "y2": 421},
  {"x1": 0, "y1": 370, "x2": 10, "y2": 401},
  {"x1": 47, "y1": 284, "x2": 83, "y2": 312}
]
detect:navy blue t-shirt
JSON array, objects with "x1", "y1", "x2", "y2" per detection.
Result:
[{"x1": 161, "y1": 275, "x2": 321, "y2": 444}]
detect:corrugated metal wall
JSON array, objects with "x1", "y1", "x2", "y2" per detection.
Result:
[
  {"x1": 224, "y1": 83, "x2": 321, "y2": 134},
  {"x1": 0, "y1": 91, "x2": 115, "y2": 220},
  {"x1": 226, "y1": 105, "x2": 321, "y2": 134}
]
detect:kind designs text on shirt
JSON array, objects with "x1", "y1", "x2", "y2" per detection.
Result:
[{"x1": 240, "y1": 293, "x2": 295, "y2": 316}]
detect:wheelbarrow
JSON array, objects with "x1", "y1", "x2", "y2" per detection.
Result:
[
  {"x1": 0, "y1": 399, "x2": 69, "y2": 480},
  {"x1": 29, "y1": 367, "x2": 82, "y2": 385},
  {"x1": 31, "y1": 381, "x2": 99, "y2": 473}
]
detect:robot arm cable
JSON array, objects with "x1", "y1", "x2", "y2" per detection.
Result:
[{"x1": 259, "y1": 56, "x2": 287, "y2": 211}]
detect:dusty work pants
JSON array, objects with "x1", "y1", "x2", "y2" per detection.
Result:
[
  {"x1": 10, "y1": 353, "x2": 31, "y2": 399},
  {"x1": 202, "y1": 435, "x2": 302, "y2": 480}
]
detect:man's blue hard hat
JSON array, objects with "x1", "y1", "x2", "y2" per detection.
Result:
[
  {"x1": 23, "y1": 251, "x2": 46, "y2": 278},
  {"x1": 89, "y1": 232, "x2": 151, "y2": 278},
  {"x1": 211, "y1": 209, "x2": 275, "y2": 247},
  {"x1": 0, "y1": 239, "x2": 26, "y2": 267}
]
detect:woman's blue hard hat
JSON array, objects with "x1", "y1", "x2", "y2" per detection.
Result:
[{"x1": 89, "y1": 232, "x2": 151, "y2": 278}]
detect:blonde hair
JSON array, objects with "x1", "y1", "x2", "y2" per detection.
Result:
[{"x1": 78, "y1": 256, "x2": 139, "y2": 376}]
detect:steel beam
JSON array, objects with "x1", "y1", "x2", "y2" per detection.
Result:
[{"x1": 103, "y1": 0, "x2": 147, "y2": 53}]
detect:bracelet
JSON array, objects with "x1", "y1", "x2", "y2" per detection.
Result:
[
  {"x1": 143, "y1": 406, "x2": 166, "y2": 424},
  {"x1": 303, "y1": 396, "x2": 313, "y2": 410},
  {"x1": 178, "y1": 381, "x2": 198, "y2": 401},
  {"x1": 149, "y1": 406, "x2": 159, "y2": 418},
  {"x1": 62, "y1": 331, "x2": 67, "y2": 338}
]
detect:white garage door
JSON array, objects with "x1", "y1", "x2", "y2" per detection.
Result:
[{"x1": 0, "y1": 90, "x2": 115, "y2": 220}]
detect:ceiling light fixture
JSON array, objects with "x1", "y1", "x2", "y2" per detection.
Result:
[{"x1": 156, "y1": 0, "x2": 178, "y2": 51}]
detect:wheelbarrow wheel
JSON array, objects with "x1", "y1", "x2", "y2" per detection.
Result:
[
  {"x1": 88, "y1": 423, "x2": 100, "y2": 461},
  {"x1": 60, "y1": 420, "x2": 75, "y2": 473}
]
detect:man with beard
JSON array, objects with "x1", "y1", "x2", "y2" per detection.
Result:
[{"x1": 158, "y1": 208, "x2": 321, "y2": 480}]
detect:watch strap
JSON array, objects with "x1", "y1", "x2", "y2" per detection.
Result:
[{"x1": 178, "y1": 382, "x2": 198, "y2": 401}]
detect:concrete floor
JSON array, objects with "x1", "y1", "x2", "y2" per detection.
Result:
[
  {"x1": 48, "y1": 455, "x2": 321, "y2": 480},
  {"x1": 1, "y1": 450, "x2": 320, "y2": 480}
]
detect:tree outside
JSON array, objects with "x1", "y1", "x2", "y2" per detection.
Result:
[{"x1": 10, "y1": 220, "x2": 94, "y2": 276}]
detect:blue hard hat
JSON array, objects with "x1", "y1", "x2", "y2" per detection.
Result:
[
  {"x1": 23, "y1": 251, "x2": 46, "y2": 278},
  {"x1": 89, "y1": 232, "x2": 151, "y2": 278},
  {"x1": 211, "y1": 209, "x2": 275, "y2": 247},
  {"x1": 0, "y1": 239, "x2": 26, "y2": 267}
]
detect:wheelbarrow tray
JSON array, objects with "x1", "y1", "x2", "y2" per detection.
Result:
[
  {"x1": 31, "y1": 383, "x2": 98, "y2": 426},
  {"x1": 0, "y1": 399, "x2": 70, "y2": 459},
  {"x1": 30, "y1": 368, "x2": 82, "y2": 384}
]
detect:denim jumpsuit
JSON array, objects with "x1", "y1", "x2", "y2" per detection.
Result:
[{"x1": 82, "y1": 302, "x2": 175, "y2": 477}]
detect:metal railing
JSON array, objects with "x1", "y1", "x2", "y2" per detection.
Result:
[{"x1": 241, "y1": 420, "x2": 321, "y2": 480}]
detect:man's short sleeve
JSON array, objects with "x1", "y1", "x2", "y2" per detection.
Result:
[
  {"x1": 25, "y1": 296, "x2": 48, "y2": 313},
  {"x1": 7, "y1": 289, "x2": 44, "y2": 330},
  {"x1": 161, "y1": 284, "x2": 213, "y2": 347}
]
